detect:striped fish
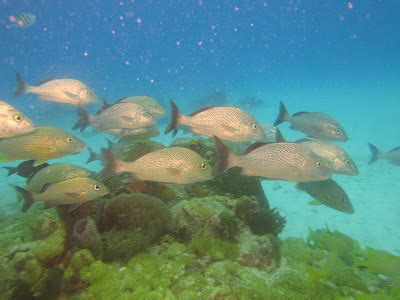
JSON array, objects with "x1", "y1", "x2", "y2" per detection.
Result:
[{"x1": 8, "y1": 13, "x2": 36, "y2": 29}]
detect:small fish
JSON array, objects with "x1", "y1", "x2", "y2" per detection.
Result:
[
  {"x1": 8, "y1": 13, "x2": 36, "y2": 29},
  {"x1": 101, "y1": 147, "x2": 213, "y2": 184},
  {"x1": 0, "y1": 100, "x2": 35, "y2": 138},
  {"x1": 213, "y1": 136, "x2": 331, "y2": 182},
  {"x1": 368, "y1": 143, "x2": 400, "y2": 165},
  {"x1": 3, "y1": 160, "x2": 49, "y2": 178},
  {"x1": 13, "y1": 73, "x2": 98, "y2": 106},
  {"x1": 26, "y1": 163, "x2": 92, "y2": 193},
  {"x1": 97, "y1": 96, "x2": 165, "y2": 117},
  {"x1": 73, "y1": 103, "x2": 155, "y2": 133},
  {"x1": 0, "y1": 126, "x2": 85, "y2": 164},
  {"x1": 297, "y1": 139, "x2": 358, "y2": 175},
  {"x1": 296, "y1": 179, "x2": 354, "y2": 214},
  {"x1": 165, "y1": 100, "x2": 265, "y2": 142},
  {"x1": 274, "y1": 101, "x2": 348, "y2": 141},
  {"x1": 12, "y1": 177, "x2": 109, "y2": 212}
]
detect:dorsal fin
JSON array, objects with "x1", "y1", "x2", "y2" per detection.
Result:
[
  {"x1": 292, "y1": 111, "x2": 309, "y2": 117},
  {"x1": 275, "y1": 128, "x2": 286, "y2": 142},
  {"x1": 37, "y1": 78, "x2": 57, "y2": 85},
  {"x1": 244, "y1": 142, "x2": 268, "y2": 154},
  {"x1": 389, "y1": 146, "x2": 400, "y2": 153},
  {"x1": 190, "y1": 106, "x2": 215, "y2": 116},
  {"x1": 116, "y1": 96, "x2": 130, "y2": 103}
]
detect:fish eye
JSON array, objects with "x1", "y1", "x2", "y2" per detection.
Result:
[
  {"x1": 93, "y1": 184, "x2": 101, "y2": 191},
  {"x1": 200, "y1": 163, "x2": 207, "y2": 170},
  {"x1": 345, "y1": 159, "x2": 351, "y2": 165},
  {"x1": 66, "y1": 137, "x2": 74, "y2": 143},
  {"x1": 340, "y1": 197, "x2": 345, "y2": 202},
  {"x1": 252, "y1": 123, "x2": 258, "y2": 130},
  {"x1": 14, "y1": 113, "x2": 23, "y2": 122},
  {"x1": 335, "y1": 128, "x2": 341, "y2": 134},
  {"x1": 143, "y1": 112, "x2": 151, "y2": 118},
  {"x1": 316, "y1": 161, "x2": 322, "y2": 168}
]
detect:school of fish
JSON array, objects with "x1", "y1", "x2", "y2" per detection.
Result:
[{"x1": 1, "y1": 70, "x2": 394, "y2": 215}]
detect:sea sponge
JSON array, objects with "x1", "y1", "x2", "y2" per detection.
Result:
[{"x1": 72, "y1": 216, "x2": 103, "y2": 259}]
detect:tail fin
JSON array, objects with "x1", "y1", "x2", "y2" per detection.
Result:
[
  {"x1": 86, "y1": 147, "x2": 100, "y2": 164},
  {"x1": 212, "y1": 136, "x2": 238, "y2": 176},
  {"x1": 11, "y1": 185, "x2": 35, "y2": 213},
  {"x1": 72, "y1": 107, "x2": 90, "y2": 131},
  {"x1": 273, "y1": 101, "x2": 290, "y2": 126},
  {"x1": 13, "y1": 73, "x2": 30, "y2": 98},
  {"x1": 275, "y1": 128, "x2": 286, "y2": 142},
  {"x1": 164, "y1": 99, "x2": 181, "y2": 136},
  {"x1": 96, "y1": 98, "x2": 111, "y2": 115},
  {"x1": 368, "y1": 143, "x2": 384, "y2": 165},
  {"x1": 3, "y1": 166, "x2": 17, "y2": 177},
  {"x1": 100, "y1": 148, "x2": 120, "y2": 178}
]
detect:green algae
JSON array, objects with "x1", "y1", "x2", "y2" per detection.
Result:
[{"x1": 189, "y1": 236, "x2": 239, "y2": 261}]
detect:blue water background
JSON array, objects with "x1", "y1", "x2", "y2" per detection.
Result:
[{"x1": 0, "y1": 1, "x2": 399, "y2": 253}]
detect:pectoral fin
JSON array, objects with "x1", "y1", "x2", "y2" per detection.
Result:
[
  {"x1": 166, "y1": 168, "x2": 183, "y2": 176},
  {"x1": 221, "y1": 124, "x2": 237, "y2": 133},
  {"x1": 65, "y1": 192, "x2": 82, "y2": 199},
  {"x1": 121, "y1": 116, "x2": 136, "y2": 122},
  {"x1": 63, "y1": 91, "x2": 79, "y2": 99},
  {"x1": 308, "y1": 199, "x2": 322, "y2": 206},
  {"x1": 33, "y1": 160, "x2": 47, "y2": 167}
]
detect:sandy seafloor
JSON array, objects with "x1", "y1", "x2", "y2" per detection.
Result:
[{"x1": 0, "y1": 81, "x2": 399, "y2": 257}]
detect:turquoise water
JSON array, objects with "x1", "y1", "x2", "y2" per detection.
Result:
[{"x1": 1, "y1": 1, "x2": 399, "y2": 298}]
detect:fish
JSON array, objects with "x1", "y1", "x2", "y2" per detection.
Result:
[
  {"x1": 0, "y1": 126, "x2": 85, "y2": 164},
  {"x1": 296, "y1": 139, "x2": 358, "y2": 175},
  {"x1": 213, "y1": 136, "x2": 331, "y2": 182},
  {"x1": 12, "y1": 177, "x2": 109, "y2": 212},
  {"x1": 13, "y1": 73, "x2": 98, "y2": 106},
  {"x1": 73, "y1": 102, "x2": 155, "y2": 133},
  {"x1": 101, "y1": 147, "x2": 213, "y2": 184},
  {"x1": 2, "y1": 160, "x2": 49, "y2": 178},
  {"x1": 165, "y1": 100, "x2": 265, "y2": 142},
  {"x1": 26, "y1": 163, "x2": 92, "y2": 193},
  {"x1": 273, "y1": 101, "x2": 348, "y2": 141},
  {"x1": 296, "y1": 179, "x2": 354, "y2": 214},
  {"x1": 8, "y1": 13, "x2": 36, "y2": 29},
  {"x1": 368, "y1": 143, "x2": 400, "y2": 165},
  {"x1": 98, "y1": 96, "x2": 165, "y2": 117},
  {"x1": 0, "y1": 100, "x2": 35, "y2": 138},
  {"x1": 191, "y1": 90, "x2": 228, "y2": 108}
]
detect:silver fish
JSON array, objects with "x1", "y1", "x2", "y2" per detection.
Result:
[
  {"x1": 213, "y1": 136, "x2": 331, "y2": 182},
  {"x1": 165, "y1": 100, "x2": 265, "y2": 142},
  {"x1": 274, "y1": 101, "x2": 348, "y2": 141},
  {"x1": 101, "y1": 147, "x2": 213, "y2": 184},
  {"x1": 368, "y1": 144, "x2": 400, "y2": 165},
  {"x1": 0, "y1": 100, "x2": 35, "y2": 138},
  {"x1": 296, "y1": 179, "x2": 354, "y2": 214},
  {"x1": 13, "y1": 73, "x2": 98, "y2": 105},
  {"x1": 73, "y1": 102, "x2": 155, "y2": 133}
]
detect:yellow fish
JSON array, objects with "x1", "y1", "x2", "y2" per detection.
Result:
[
  {"x1": 0, "y1": 100, "x2": 35, "y2": 138},
  {"x1": 0, "y1": 126, "x2": 85, "y2": 164}
]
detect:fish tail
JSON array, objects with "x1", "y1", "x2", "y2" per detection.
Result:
[
  {"x1": 164, "y1": 99, "x2": 182, "y2": 136},
  {"x1": 2, "y1": 166, "x2": 17, "y2": 176},
  {"x1": 100, "y1": 148, "x2": 124, "y2": 178},
  {"x1": 13, "y1": 72, "x2": 31, "y2": 98},
  {"x1": 273, "y1": 101, "x2": 290, "y2": 126},
  {"x1": 96, "y1": 98, "x2": 111, "y2": 115},
  {"x1": 275, "y1": 128, "x2": 286, "y2": 142},
  {"x1": 212, "y1": 136, "x2": 239, "y2": 176},
  {"x1": 73, "y1": 107, "x2": 90, "y2": 131},
  {"x1": 86, "y1": 147, "x2": 100, "y2": 164},
  {"x1": 368, "y1": 143, "x2": 384, "y2": 165},
  {"x1": 11, "y1": 185, "x2": 35, "y2": 213}
]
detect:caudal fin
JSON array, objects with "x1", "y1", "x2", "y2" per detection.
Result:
[
  {"x1": 273, "y1": 101, "x2": 290, "y2": 126},
  {"x1": 95, "y1": 98, "x2": 111, "y2": 115},
  {"x1": 275, "y1": 128, "x2": 286, "y2": 142},
  {"x1": 13, "y1": 73, "x2": 30, "y2": 98},
  {"x1": 368, "y1": 143, "x2": 384, "y2": 165},
  {"x1": 164, "y1": 99, "x2": 181, "y2": 136},
  {"x1": 86, "y1": 147, "x2": 100, "y2": 164},
  {"x1": 3, "y1": 166, "x2": 18, "y2": 177},
  {"x1": 100, "y1": 148, "x2": 121, "y2": 178},
  {"x1": 72, "y1": 107, "x2": 90, "y2": 132},
  {"x1": 212, "y1": 136, "x2": 238, "y2": 176},
  {"x1": 11, "y1": 185, "x2": 35, "y2": 213}
]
